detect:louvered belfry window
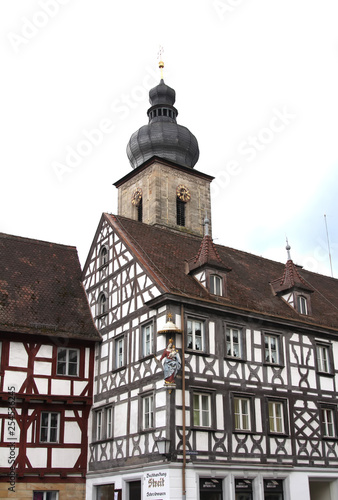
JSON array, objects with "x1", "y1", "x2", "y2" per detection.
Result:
[{"x1": 177, "y1": 197, "x2": 186, "y2": 226}]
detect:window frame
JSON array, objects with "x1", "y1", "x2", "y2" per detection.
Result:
[
  {"x1": 191, "y1": 391, "x2": 214, "y2": 429},
  {"x1": 267, "y1": 399, "x2": 288, "y2": 435},
  {"x1": 209, "y1": 274, "x2": 223, "y2": 296},
  {"x1": 297, "y1": 294, "x2": 308, "y2": 315},
  {"x1": 40, "y1": 411, "x2": 60, "y2": 443},
  {"x1": 233, "y1": 395, "x2": 254, "y2": 433},
  {"x1": 225, "y1": 325, "x2": 244, "y2": 360},
  {"x1": 56, "y1": 347, "x2": 80, "y2": 377},
  {"x1": 321, "y1": 405, "x2": 337, "y2": 439},
  {"x1": 263, "y1": 332, "x2": 283, "y2": 366},
  {"x1": 106, "y1": 406, "x2": 113, "y2": 439},
  {"x1": 141, "y1": 321, "x2": 154, "y2": 358},
  {"x1": 186, "y1": 316, "x2": 207, "y2": 353},
  {"x1": 114, "y1": 335, "x2": 125, "y2": 370},
  {"x1": 316, "y1": 342, "x2": 334, "y2": 376},
  {"x1": 142, "y1": 393, "x2": 155, "y2": 431},
  {"x1": 97, "y1": 291, "x2": 108, "y2": 317},
  {"x1": 99, "y1": 245, "x2": 108, "y2": 267},
  {"x1": 95, "y1": 409, "x2": 102, "y2": 441},
  {"x1": 33, "y1": 492, "x2": 59, "y2": 500}
]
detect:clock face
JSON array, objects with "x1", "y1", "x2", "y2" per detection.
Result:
[
  {"x1": 176, "y1": 185, "x2": 191, "y2": 202},
  {"x1": 131, "y1": 188, "x2": 142, "y2": 206}
]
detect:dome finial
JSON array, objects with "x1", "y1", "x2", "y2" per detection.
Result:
[
  {"x1": 158, "y1": 45, "x2": 164, "y2": 80},
  {"x1": 286, "y1": 237, "x2": 292, "y2": 260},
  {"x1": 204, "y1": 211, "x2": 210, "y2": 236}
]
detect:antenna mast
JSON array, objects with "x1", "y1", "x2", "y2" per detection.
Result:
[{"x1": 324, "y1": 214, "x2": 334, "y2": 278}]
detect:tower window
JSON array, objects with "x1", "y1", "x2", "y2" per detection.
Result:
[
  {"x1": 137, "y1": 197, "x2": 143, "y2": 222},
  {"x1": 177, "y1": 198, "x2": 186, "y2": 226}
]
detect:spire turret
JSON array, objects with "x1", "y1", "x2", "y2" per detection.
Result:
[{"x1": 126, "y1": 69, "x2": 199, "y2": 169}]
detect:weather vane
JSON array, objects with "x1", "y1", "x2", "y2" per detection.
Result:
[{"x1": 157, "y1": 45, "x2": 164, "y2": 79}]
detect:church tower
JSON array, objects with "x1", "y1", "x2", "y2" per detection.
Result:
[{"x1": 114, "y1": 68, "x2": 214, "y2": 237}]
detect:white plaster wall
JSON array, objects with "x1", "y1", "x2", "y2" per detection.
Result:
[
  {"x1": 34, "y1": 361, "x2": 51, "y2": 376},
  {"x1": 37, "y1": 345, "x2": 53, "y2": 357},
  {"x1": 52, "y1": 448, "x2": 80, "y2": 468},
  {"x1": 74, "y1": 380, "x2": 88, "y2": 396},
  {"x1": 27, "y1": 447, "x2": 47, "y2": 468},
  {"x1": 64, "y1": 421, "x2": 82, "y2": 443},
  {"x1": 4, "y1": 371, "x2": 27, "y2": 393},
  {"x1": 9, "y1": 343, "x2": 27, "y2": 367},
  {"x1": 114, "y1": 402, "x2": 128, "y2": 436},
  {"x1": 35, "y1": 378, "x2": 48, "y2": 395},
  {"x1": 51, "y1": 379, "x2": 70, "y2": 395}
]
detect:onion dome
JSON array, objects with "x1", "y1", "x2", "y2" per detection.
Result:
[{"x1": 126, "y1": 79, "x2": 199, "y2": 169}]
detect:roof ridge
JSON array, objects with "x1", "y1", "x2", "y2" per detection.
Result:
[{"x1": 0, "y1": 232, "x2": 76, "y2": 251}]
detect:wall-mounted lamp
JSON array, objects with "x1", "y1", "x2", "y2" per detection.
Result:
[{"x1": 156, "y1": 438, "x2": 170, "y2": 456}]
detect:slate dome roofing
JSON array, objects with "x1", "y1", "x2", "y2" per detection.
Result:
[{"x1": 126, "y1": 79, "x2": 199, "y2": 169}]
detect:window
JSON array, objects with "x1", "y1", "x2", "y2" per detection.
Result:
[
  {"x1": 226, "y1": 327, "x2": 242, "y2": 358},
  {"x1": 210, "y1": 275, "x2": 222, "y2": 295},
  {"x1": 234, "y1": 397, "x2": 251, "y2": 431},
  {"x1": 137, "y1": 197, "x2": 143, "y2": 222},
  {"x1": 96, "y1": 410, "x2": 102, "y2": 440},
  {"x1": 268, "y1": 401, "x2": 285, "y2": 433},
  {"x1": 264, "y1": 334, "x2": 280, "y2": 364},
  {"x1": 142, "y1": 323, "x2": 153, "y2": 357},
  {"x1": 321, "y1": 408, "x2": 336, "y2": 438},
  {"x1": 143, "y1": 394, "x2": 154, "y2": 430},
  {"x1": 56, "y1": 347, "x2": 79, "y2": 376},
  {"x1": 193, "y1": 393, "x2": 211, "y2": 427},
  {"x1": 177, "y1": 198, "x2": 186, "y2": 226},
  {"x1": 115, "y1": 337, "x2": 124, "y2": 368},
  {"x1": 316, "y1": 344, "x2": 333, "y2": 374},
  {"x1": 98, "y1": 292, "x2": 108, "y2": 316},
  {"x1": 40, "y1": 412, "x2": 60, "y2": 443},
  {"x1": 33, "y1": 492, "x2": 58, "y2": 500},
  {"x1": 106, "y1": 407, "x2": 113, "y2": 439},
  {"x1": 297, "y1": 295, "x2": 308, "y2": 315},
  {"x1": 187, "y1": 319, "x2": 204, "y2": 351},
  {"x1": 96, "y1": 485, "x2": 116, "y2": 500},
  {"x1": 99, "y1": 246, "x2": 108, "y2": 267}
]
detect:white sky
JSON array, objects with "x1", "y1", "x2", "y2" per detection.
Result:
[{"x1": 1, "y1": 0, "x2": 337, "y2": 278}]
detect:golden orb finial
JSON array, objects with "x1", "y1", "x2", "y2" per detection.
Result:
[{"x1": 158, "y1": 45, "x2": 164, "y2": 79}]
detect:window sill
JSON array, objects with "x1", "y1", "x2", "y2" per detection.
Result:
[
  {"x1": 263, "y1": 362, "x2": 284, "y2": 369},
  {"x1": 267, "y1": 432, "x2": 289, "y2": 438},
  {"x1": 233, "y1": 429, "x2": 255, "y2": 435},
  {"x1": 140, "y1": 354, "x2": 155, "y2": 362},
  {"x1": 111, "y1": 366, "x2": 126, "y2": 374},
  {"x1": 186, "y1": 349, "x2": 210, "y2": 357},
  {"x1": 192, "y1": 426, "x2": 215, "y2": 432},
  {"x1": 224, "y1": 356, "x2": 246, "y2": 363},
  {"x1": 317, "y1": 370, "x2": 334, "y2": 378}
]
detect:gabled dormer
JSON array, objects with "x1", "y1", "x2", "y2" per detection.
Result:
[
  {"x1": 185, "y1": 216, "x2": 231, "y2": 297},
  {"x1": 270, "y1": 242, "x2": 314, "y2": 315}
]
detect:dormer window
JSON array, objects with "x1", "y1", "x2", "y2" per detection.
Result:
[
  {"x1": 297, "y1": 295, "x2": 308, "y2": 315},
  {"x1": 99, "y1": 246, "x2": 108, "y2": 267},
  {"x1": 210, "y1": 274, "x2": 222, "y2": 296}
]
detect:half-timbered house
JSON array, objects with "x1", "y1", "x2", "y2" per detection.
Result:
[
  {"x1": 83, "y1": 72, "x2": 338, "y2": 500},
  {"x1": 0, "y1": 233, "x2": 101, "y2": 500}
]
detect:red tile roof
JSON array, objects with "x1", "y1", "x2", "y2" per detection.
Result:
[
  {"x1": 271, "y1": 259, "x2": 314, "y2": 294},
  {"x1": 187, "y1": 234, "x2": 232, "y2": 273},
  {"x1": 107, "y1": 214, "x2": 338, "y2": 332},
  {"x1": 0, "y1": 233, "x2": 100, "y2": 340}
]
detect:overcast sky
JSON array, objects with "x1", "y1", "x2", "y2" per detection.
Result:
[{"x1": 1, "y1": 0, "x2": 337, "y2": 278}]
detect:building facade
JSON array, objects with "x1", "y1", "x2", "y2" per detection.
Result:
[
  {"x1": 0, "y1": 233, "x2": 101, "y2": 500},
  {"x1": 83, "y1": 77, "x2": 338, "y2": 500}
]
